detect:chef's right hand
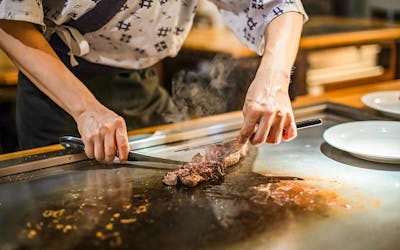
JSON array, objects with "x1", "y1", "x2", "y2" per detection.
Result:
[
  {"x1": 75, "y1": 104, "x2": 129, "y2": 163},
  {"x1": 0, "y1": 20, "x2": 129, "y2": 161}
]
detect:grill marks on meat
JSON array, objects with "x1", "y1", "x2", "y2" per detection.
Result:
[{"x1": 162, "y1": 141, "x2": 248, "y2": 187}]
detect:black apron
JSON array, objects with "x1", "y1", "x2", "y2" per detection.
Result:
[{"x1": 17, "y1": 0, "x2": 178, "y2": 149}]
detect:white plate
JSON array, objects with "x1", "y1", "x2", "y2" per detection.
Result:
[
  {"x1": 361, "y1": 91, "x2": 400, "y2": 119},
  {"x1": 323, "y1": 121, "x2": 400, "y2": 164}
]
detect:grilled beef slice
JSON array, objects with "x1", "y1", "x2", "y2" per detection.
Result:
[{"x1": 162, "y1": 141, "x2": 248, "y2": 187}]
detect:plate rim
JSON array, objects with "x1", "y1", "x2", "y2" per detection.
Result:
[
  {"x1": 361, "y1": 90, "x2": 400, "y2": 116},
  {"x1": 323, "y1": 121, "x2": 400, "y2": 161}
]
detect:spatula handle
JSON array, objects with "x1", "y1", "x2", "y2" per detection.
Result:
[
  {"x1": 296, "y1": 118, "x2": 323, "y2": 130},
  {"x1": 59, "y1": 136, "x2": 135, "y2": 160},
  {"x1": 59, "y1": 136, "x2": 85, "y2": 151}
]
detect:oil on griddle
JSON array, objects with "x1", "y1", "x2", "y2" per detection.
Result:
[{"x1": 11, "y1": 147, "x2": 350, "y2": 250}]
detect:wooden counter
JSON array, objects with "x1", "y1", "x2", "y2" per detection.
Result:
[
  {"x1": 0, "y1": 79, "x2": 398, "y2": 161},
  {"x1": 292, "y1": 79, "x2": 400, "y2": 108}
]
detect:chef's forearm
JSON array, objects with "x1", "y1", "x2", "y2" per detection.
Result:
[
  {"x1": 0, "y1": 20, "x2": 99, "y2": 119},
  {"x1": 257, "y1": 12, "x2": 303, "y2": 87}
]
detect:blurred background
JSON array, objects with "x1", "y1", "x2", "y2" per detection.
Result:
[{"x1": 1, "y1": 0, "x2": 400, "y2": 154}]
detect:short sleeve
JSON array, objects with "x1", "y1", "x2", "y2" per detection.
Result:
[
  {"x1": 0, "y1": 0, "x2": 44, "y2": 28},
  {"x1": 211, "y1": 0, "x2": 308, "y2": 55}
]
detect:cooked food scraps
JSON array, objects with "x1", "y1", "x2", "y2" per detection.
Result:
[{"x1": 162, "y1": 141, "x2": 249, "y2": 187}]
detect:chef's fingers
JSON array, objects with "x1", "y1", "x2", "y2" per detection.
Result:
[
  {"x1": 266, "y1": 111, "x2": 286, "y2": 144},
  {"x1": 104, "y1": 128, "x2": 116, "y2": 163},
  {"x1": 251, "y1": 114, "x2": 274, "y2": 145},
  {"x1": 115, "y1": 118, "x2": 129, "y2": 163},
  {"x1": 93, "y1": 133, "x2": 105, "y2": 161},
  {"x1": 239, "y1": 103, "x2": 262, "y2": 144},
  {"x1": 282, "y1": 114, "x2": 297, "y2": 141},
  {"x1": 83, "y1": 137, "x2": 95, "y2": 159}
]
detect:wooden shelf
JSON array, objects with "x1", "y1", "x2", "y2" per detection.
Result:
[{"x1": 183, "y1": 16, "x2": 400, "y2": 96}]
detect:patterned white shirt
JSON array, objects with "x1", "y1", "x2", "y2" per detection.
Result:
[{"x1": 0, "y1": 0, "x2": 307, "y2": 69}]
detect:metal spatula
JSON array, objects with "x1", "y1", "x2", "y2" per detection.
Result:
[{"x1": 59, "y1": 118, "x2": 322, "y2": 164}]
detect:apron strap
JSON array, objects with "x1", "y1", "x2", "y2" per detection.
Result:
[
  {"x1": 50, "y1": 0, "x2": 127, "y2": 67},
  {"x1": 66, "y1": 0, "x2": 128, "y2": 34},
  {"x1": 54, "y1": 25, "x2": 90, "y2": 67}
]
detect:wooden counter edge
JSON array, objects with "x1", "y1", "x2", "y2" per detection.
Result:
[
  {"x1": 0, "y1": 111, "x2": 242, "y2": 161},
  {"x1": 0, "y1": 79, "x2": 399, "y2": 161},
  {"x1": 0, "y1": 144, "x2": 65, "y2": 161},
  {"x1": 184, "y1": 25, "x2": 400, "y2": 56}
]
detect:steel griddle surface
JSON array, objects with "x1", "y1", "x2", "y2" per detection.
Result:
[{"x1": 0, "y1": 102, "x2": 400, "y2": 250}]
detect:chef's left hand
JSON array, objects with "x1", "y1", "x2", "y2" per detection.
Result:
[
  {"x1": 239, "y1": 12, "x2": 303, "y2": 146},
  {"x1": 239, "y1": 69, "x2": 297, "y2": 145}
]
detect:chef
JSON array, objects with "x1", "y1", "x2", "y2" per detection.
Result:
[{"x1": 0, "y1": 0, "x2": 307, "y2": 162}]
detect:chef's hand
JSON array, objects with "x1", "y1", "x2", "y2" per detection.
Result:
[
  {"x1": 0, "y1": 20, "x2": 130, "y2": 161},
  {"x1": 239, "y1": 12, "x2": 303, "y2": 146},
  {"x1": 239, "y1": 69, "x2": 297, "y2": 145},
  {"x1": 76, "y1": 104, "x2": 129, "y2": 163}
]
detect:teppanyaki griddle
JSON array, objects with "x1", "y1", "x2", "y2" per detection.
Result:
[{"x1": 0, "y1": 102, "x2": 399, "y2": 250}]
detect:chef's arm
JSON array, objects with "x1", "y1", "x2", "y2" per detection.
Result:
[
  {"x1": 239, "y1": 12, "x2": 303, "y2": 145},
  {"x1": 0, "y1": 20, "x2": 129, "y2": 162}
]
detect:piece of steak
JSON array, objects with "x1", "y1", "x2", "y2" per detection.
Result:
[{"x1": 162, "y1": 141, "x2": 248, "y2": 187}]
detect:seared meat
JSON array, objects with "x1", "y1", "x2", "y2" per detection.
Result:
[
  {"x1": 162, "y1": 141, "x2": 248, "y2": 187},
  {"x1": 162, "y1": 154, "x2": 225, "y2": 187},
  {"x1": 180, "y1": 159, "x2": 225, "y2": 187}
]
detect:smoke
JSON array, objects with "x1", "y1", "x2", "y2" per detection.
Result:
[{"x1": 163, "y1": 55, "x2": 260, "y2": 123}]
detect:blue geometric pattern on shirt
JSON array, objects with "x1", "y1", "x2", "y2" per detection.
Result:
[
  {"x1": 246, "y1": 17, "x2": 257, "y2": 30},
  {"x1": 251, "y1": 0, "x2": 263, "y2": 9},
  {"x1": 157, "y1": 27, "x2": 170, "y2": 37},
  {"x1": 139, "y1": 0, "x2": 153, "y2": 9},
  {"x1": 273, "y1": 6, "x2": 284, "y2": 16},
  {"x1": 174, "y1": 27, "x2": 184, "y2": 36},
  {"x1": 243, "y1": 27, "x2": 255, "y2": 44},
  {"x1": 120, "y1": 34, "x2": 132, "y2": 43},
  {"x1": 116, "y1": 21, "x2": 131, "y2": 31},
  {"x1": 120, "y1": 3, "x2": 129, "y2": 12},
  {"x1": 154, "y1": 41, "x2": 167, "y2": 52},
  {"x1": 135, "y1": 48, "x2": 146, "y2": 55}
]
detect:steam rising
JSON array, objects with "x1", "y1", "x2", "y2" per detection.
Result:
[{"x1": 163, "y1": 55, "x2": 259, "y2": 122}]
